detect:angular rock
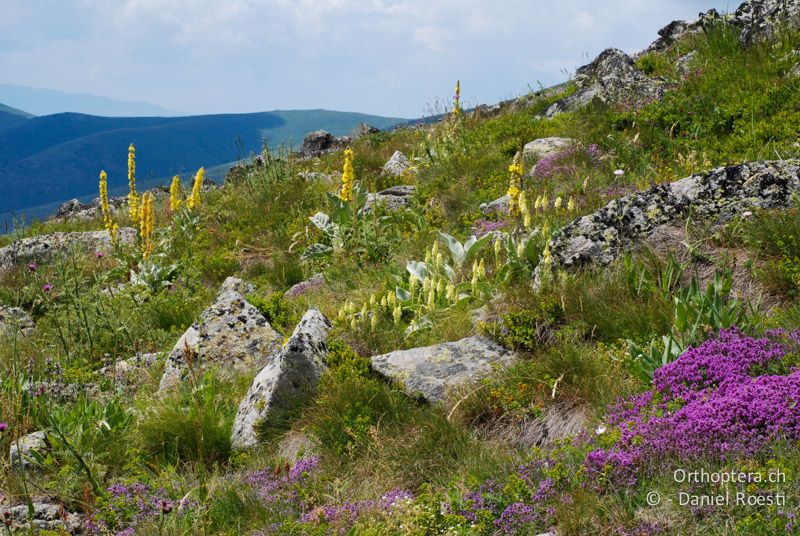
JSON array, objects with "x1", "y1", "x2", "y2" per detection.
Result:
[
  {"x1": 298, "y1": 170, "x2": 340, "y2": 183},
  {"x1": 364, "y1": 185, "x2": 416, "y2": 212},
  {"x1": 370, "y1": 336, "x2": 515, "y2": 404},
  {"x1": 219, "y1": 276, "x2": 256, "y2": 295},
  {"x1": 159, "y1": 290, "x2": 282, "y2": 390},
  {"x1": 0, "y1": 306, "x2": 34, "y2": 338},
  {"x1": 10, "y1": 431, "x2": 49, "y2": 471},
  {"x1": 231, "y1": 309, "x2": 331, "y2": 449},
  {"x1": 99, "y1": 352, "x2": 160, "y2": 382},
  {"x1": 357, "y1": 123, "x2": 380, "y2": 137},
  {"x1": 0, "y1": 228, "x2": 136, "y2": 273},
  {"x1": 733, "y1": 0, "x2": 800, "y2": 45},
  {"x1": 537, "y1": 160, "x2": 800, "y2": 278},
  {"x1": 523, "y1": 137, "x2": 576, "y2": 163},
  {"x1": 638, "y1": 19, "x2": 704, "y2": 56},
  {"x1": 284, "y1": 273, "x2": 325, "y2": 298},
  {"x1": 479, "y1": 194, "x2": 511, "y2": 215},
  {"x1": 298, "y1": 130, "x2": 349, "y2": 158},
  {"x1": 382, "y1": 151, "x2": 414, "y2": 177},
  {"x1": 3, "y1": 502, "x2": 83, "y2": 533},
  {"x1": 546, "y1": 48, "x2": 665, "y2": 117}
]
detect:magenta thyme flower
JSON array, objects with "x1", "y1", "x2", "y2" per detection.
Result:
[
  {"x1": 42, "y1": 284, "x2": 53, "y2": 292},
  {"x1": 27, "y1": 262, "x2": 37, "y2": 272},
  {"x1": 95, "y1": 251, "x2": 105, "y2": 259},
  {"x1": 0, "y1": 422, "x2": 7, "y2": 432}
]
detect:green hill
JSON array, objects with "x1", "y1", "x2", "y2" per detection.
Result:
[{"x1": 0, "y1": 109, "x2": 404, "y2": 220}]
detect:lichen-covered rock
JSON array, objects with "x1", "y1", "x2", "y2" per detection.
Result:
[
  {"x1": 231, "y1": 309, "x2": 331, "y2": 449},
  {"x1": 0, "y1": 306, "x2": 34, "y2": 338},
  {"x1": 732, "y1": 0, "x2": 800, "y2": 45},
  {"x1": 546, "y1": 48, "x2": 664, "y2": 117},
  {"x1": 298, "y1": 130, "x2": 350, "y2": 158},
  {"x1": 522, "y1": 137, "x2": 576, "y2": 162},
  {"x1": 284, "y1": 273, "x2": 325, "y2": 298},
  {"x1": 537, "y1": 160, "x2": 800, "y2": 279},
  {"x1": 364, "y1": 185, "x2": 416, "y2": 212},
  {"x1": 479, "y1": 195, "x2": 511, "y2": 215},
  {"x1": 219, "y1": 276, "x2": 256, "y2": 295},
  {"x1": 370, "y1": 336, "x2": 515, "y2": 404},
  {"x1": 0, "y1": 228, "x2": 136, "y2": 273},
  {"x1": 638, "y1": 19, "x2": 705, "y2": 56},
  {"x1": 2, "y1": 502, "x2": 83, "y2": 533},
  {"x1": 99, "y1": 352, "x2": 161, "y2": 382},
  {"x1": 357, "y1": 123, "x2": 380, "y2": 137},
  {"x1": 10, "y1": 431, "x2": 49, "y2": 471},
  {"x1": 159, "y1": 290, "x2": 282, "y2": 390},
  {"x1": 382, "y1": 151, "x2": 414, "y2": 177}
]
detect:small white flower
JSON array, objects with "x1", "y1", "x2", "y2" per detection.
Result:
[
  {"x1": 742, "y1": 211, "x2": 753, "y2": 218},
  {"x1": 614, "y1": 169, "x2": 625, "y2": 176},
  {"x1": 595, "y1": 425, "x2": 607, "y2": 435}
]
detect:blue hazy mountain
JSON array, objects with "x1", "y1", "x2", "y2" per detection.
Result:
[
  {"x1": 0, "y1": 85, "x2": 179, "y2": 117},
  {"x1": 0, "y1": 108, "x2": 405, "y2": 223}
]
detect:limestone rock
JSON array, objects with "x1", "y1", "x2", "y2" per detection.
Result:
[
  {"x1": 219, "y1": 276, "x2": 256, "y2": 295},
  {"x1": 537, "y1": 160, "x2": 800, "y2": 279},
  {"x1": 364, "y1": 185, "x2": 416, "y2": 212},
  {"x1": 382, "y1": 151, "x2": 414, "y2": 177},
  {"x1": 231, "y1": 309, "x2": 331, "y2": 449},
  {"x1": 0, "y1": 228, "x2": 136, "y2": 273},
  {"x1": 99, "y1": 352, "x2": 160, "y2": 382},
  {"x1": 3, "y1": 502, "x2": 83, "y2": 533},
  {"x1": 159, "y1": 290, "x2": 281, "y2": 390},
  {"x1": 523, "y1": 137, "x2": 576, "y2": 163},
  {"x1": 284, "y1": 273, "x2": 325, "y2": 298},
  {"x1": 10, "y1": 431, "x2": 49, "y2": 471},
  {"x1": 298, "y1": 130, "x2": 349, "y2": 158},
  {"x1": 479, "y1": 195, "x2": 511, "y2": 215},
  {"x1": 546, "y1": 48, "x2": 665, "y2": 117},
  {"x1": 357, "y1": 123, "x2": 380, "y2": 137},
  {"x1": 299, "y1": 171, "x2": 340, "y2": 183},
  {"x1": 733, "y1": 0, "x2": 800, "y2": 45},
  {"x1": 370, "y1": 336, "x2": 515, "y2": 404},
  {"x1": 0, "y1": 306, "x2": 34, "y2": 338}
]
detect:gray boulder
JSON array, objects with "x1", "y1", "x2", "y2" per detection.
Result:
[
  {"x1": 733, "y1": 0, "x2": 800, "y2": 45},
  {"x1": 364, "y1": 185, "x2": 416, "y2": 213},
  {"x1": 523, "y1": 137, "x2": 576, "y2": 163},
  {"x1": 357, "y1": 123, "x2": 380, "y2": 137},
  {"x1": 298, "y1": 130, "x2": 349, "y2": 158},
  {"x1": 10, "y1": 431, "x2": 49, "y2": 471},
  {"x1": 2, "y1": 502, "x2": 83, "y2": 533},
  {"x1": 231, "y1": 309, "x2": 331, "y2": 449},
  {"x1": 0, "y1": 228, "x2": 136, "y2": 273},
  {"x1": 382, "y1": 151, "x2": 414, "y2": 177},
  {"x1": 479, "y1": 195, "x2": 511, "y2": 215},
  {"x1": 284, "y1": 273, "x2": 325, "y2": 298},
  {"x1": 99, "y1": 352, "x2": 160, "y2": 382},
  {"x1": 370, "y1": 336, "x2": 515, "y2": 404},
  {"x1": 0, "y1": 306, "x2": 34, "y2": 338},
  {"x1": 546, "y1": 48, "x2": 664, "y2": 117},
  {"x1": 159, "y1": 290, "x2": 282, "y2": 390},
  {"x1": 219, "y1": 276, "x2": 256, "y2": 295},
  {"x1": 537, "y1": 160, "x2": 800, "y2": 279}
]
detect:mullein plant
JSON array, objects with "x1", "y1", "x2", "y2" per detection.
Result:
[
  {"x1": 169, "y1": 175, "x2": 182, "y2": 212},
  {"x1": 99, "y1": 170, "x2": 119, "y2": 241},
  {"x1": 128, "y1": 143, "x2": 139, "y2": 223},
  {"x1": 452, "y1": 79, "x2": 463, "y2": 120},
  {"x1": 139, "y1": 192, "x2": 155, "y2": 260},
  {"x1": 338, "y1": 148, "x2": 355, "y2": 202},
  {"x1": 187, "y1": 167, "x2": 204, "y2": 210}
]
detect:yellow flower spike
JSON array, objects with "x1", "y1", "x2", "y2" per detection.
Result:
[
  {"x1": 169, "y1": 175, "x2": 182, "y2": 212},
  {"x1": 478, "y1": 258, "x2": 486, "y2": 279},
  {"x1": 542, "y1": 221, "x2": 551, "y2": 238},
  {"x1": 370, "y1": 314, "x2": 378, "y2": 331},
  {"x1": 519, "y1": 191, "x2": 528, "y2": 216},
  {"x1": 393, "y1": 305, "x2": 403, "y2": 324},
  {"x1": 524, "y1": 213, "x2": 532, "y2": 230},
  {"x1": 410, "y1": 276, "x2": 418, "y2": 293},
  {"x1": 139, "y1": 192, "x2": 155, "y2": 260},
  {"x1": 427, "y1": 288, "x2": 435, "y2": 309},
  {"x1": 452, "y1": 79, "x2": 462, "y2": 119},
  {"x1": 432, "y1": 241, "x2": 439, "y2": 256},
  {"x1": 360, "y1": 303, "x2": 368, "y2": 320},
  {"x1": 127, "y1": 143, "x2": 139, "y2": 223},
  {"x1": 337, "y1": 308, "x2": 345, "y2": 321},
  {"x1": 380, "y1": 295, "x2": 387, "y2": 308},
  {"x1": 494, "y1": 237, "x2": 502, "y2": 259},
  {"x1": 369, "y1": 294, "x2": 377, "y2": 308},
  {"x1": 516, "y1": 240, "x2": 525, "y2": 259},
  {"x1": 99, "y1": 170, "x2": 117, "y2": 241},
  {"x1": 554, "y1": 196, "x2": 563, "y2": 210},
  {"x1": 338, "y1": 147, "x2": 355, "y2": 202},
  {"x1": 568, "y1": 196, "x2": 576, "y2": 212},
  {"x1": 543, "y1": 244, "x2": 553, "y2": 266},
  {"x1": 541, "y1": 193, "x2": 549, "y2": 212},
  {"x1": 437, "y1": 278, "x2": 446, "y2": 295},
  {"x1": 350, "y1": 317, "x2": 358, "y2": 330},
  {"x1": 446, "y1": 283, "x2": 456, "y2": 302},
  {"x1": 535, "y1": 195, "x2": 542, "y2": 211},
  {"x1": 436, "y1": 252, "x2": 444, "y2": 270},
  {"x1": 506, "y1": 153, "x2": 524, "y2": 217},
  {"x1": 188, "y1": 167, "x2": 205, "y2": 210}
]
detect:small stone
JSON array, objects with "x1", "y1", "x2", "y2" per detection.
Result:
[
  {"x1": 10, "y1": 431, "x2": 49, "y2": 471},
  {"x1": 363, "y1": 185, "x2": 416, "y2": 213},
  {"x1": 382, "y1": 151, "x2": 414, "y2": 177},
  {"x1": 522, "y1": 137, "x2": 576, "y2": 162}
]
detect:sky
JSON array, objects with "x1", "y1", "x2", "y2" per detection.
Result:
[{"x1": 0, "y1": 0, "x2": 733, "y2": 119}]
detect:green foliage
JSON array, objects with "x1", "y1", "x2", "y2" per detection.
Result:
[
  {"x1": 248, "y1": 292, "x2": 295, "y2": 334},
  {"x1": 325, "y1": 339, "x2": 371, "y2": 379},
  {"x1": 137, "y1": 373, "x2": 238, "y2": 467},
  {"x1": 743, "y1": 207, "x2": 800, "y2": 298}
]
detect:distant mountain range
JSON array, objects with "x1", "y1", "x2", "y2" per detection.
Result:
[
  {"x1": 0, "y1": 85, "x2": 179, "y2": 117},
  {"x1": 0, "y1": 106, "x2": 406, "y2": 225}
]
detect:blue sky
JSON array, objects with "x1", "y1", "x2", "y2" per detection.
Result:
[{"x1": 0, "y1": 0, "x2": 733, "y2": 118}]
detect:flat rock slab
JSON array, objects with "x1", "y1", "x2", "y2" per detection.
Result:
[
  {"x1": 523, "y1": 137, "x2": 576, "y2": 162},
  {"x1": 10, "y1": 431, "x2": 49, "y2": 471},
  {"x1": 231, "y1": 309, "x2": 331, "y2": 449},
  {"x1": 536, "y1": 160, "x2": 800, "y2": 280},
  {"x1": 0, "y1": 306, "x2": 34, "y2": 338},
  {"x1": 159, "y1": 289, "x2": 281, "y2": 390},
  {"x1": 0, "y1": 228, "x2": 136, "y2": 272},
  {"x1": 370, "y1": 336, "x2": 515, "y2": 404},
  {"x1": 364, "y1": 185, "x2": 416, "y2": 212}
]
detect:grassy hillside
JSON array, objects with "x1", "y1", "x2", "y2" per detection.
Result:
[
  {"x1": 1, "y1": 20, "x2": 800, "y2": 536},
  {"x1": 0, "y1": 109, "x2": 405, "y2": 221}
]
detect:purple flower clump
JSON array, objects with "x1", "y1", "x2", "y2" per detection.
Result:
[
  {"x1": 472, "y1": 219, "x2": 506, "y2": 235},
  {"x1": 533, "y1": 144, "x2": 601, "y2": 180},
  {"x1": 87, "y1": 482, "x2": 196, "y2": 535},
  {"x1": 586, "y1": 329, "x2": 800, "y2": 486}
]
